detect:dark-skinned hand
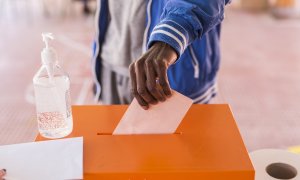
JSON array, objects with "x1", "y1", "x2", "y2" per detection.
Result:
[{"x1": 129, "y1": 41, "x2": 178, "y2": 110}]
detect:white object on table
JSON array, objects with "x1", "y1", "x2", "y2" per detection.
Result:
[{"x1": 0, "y1": 137, "x2": 83, "y2": 180}]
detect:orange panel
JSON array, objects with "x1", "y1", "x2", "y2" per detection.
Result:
[{"x1": 36, "y1": 104, "x2": 254, "y2": 180}]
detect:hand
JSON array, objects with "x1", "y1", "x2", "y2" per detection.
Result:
[
  {"x1": 0, "y1": 169, "x2": 6, "y2": 180},
  {"x1": 129, "y1": 42, "x2": 178, "y2": 109}
]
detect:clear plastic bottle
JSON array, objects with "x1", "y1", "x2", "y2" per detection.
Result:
[{"x1": 33, "y1": 33, "x2": 73, "y2": 139}]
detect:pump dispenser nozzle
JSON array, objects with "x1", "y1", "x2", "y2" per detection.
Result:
[
  {"x1": 42, "y1": 33, "x2": 54, "y2": 49},
  {"x1": 41, "y1": 32, "x2": 57, "y2": 82}
]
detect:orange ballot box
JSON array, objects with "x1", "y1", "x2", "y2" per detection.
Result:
[{"x1": 36, "y1": 105, "x2": 254, "y2": 180}]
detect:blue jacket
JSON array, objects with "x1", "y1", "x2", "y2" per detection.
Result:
[{"x1": 93, "y1": 0, "x2": 230, "y2": 103}]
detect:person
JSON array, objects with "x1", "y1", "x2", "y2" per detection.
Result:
[
  {"x1": 0, "y1": 169, "x2": 6, "y2": 180},
  {"x1": 92, "y1": 0, "x2": 230, "y2": 109}
]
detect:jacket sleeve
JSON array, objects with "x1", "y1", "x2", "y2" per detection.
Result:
[{"x1": 148, "y1": 0, "x2": 229, "y2": 56}]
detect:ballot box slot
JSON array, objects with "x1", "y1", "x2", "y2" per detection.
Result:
[{"x1": 97, "y1": 133, "x2": 112, "y2": 135}]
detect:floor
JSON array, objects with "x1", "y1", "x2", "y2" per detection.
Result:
[{"x1": 0, "y1": 2, "x2": 300, "y2": 152}]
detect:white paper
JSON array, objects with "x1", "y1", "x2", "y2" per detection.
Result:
[
  {"x1": 113, "y1": 91, "x2": 193, "y2": 134},
  {"x1": 0, "y1": 137, "x2": 83, "y2": 180}
]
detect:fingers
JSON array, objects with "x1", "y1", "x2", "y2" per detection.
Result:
[
  {"x1": 135, "y1": 60, "x2": 157, "y2": 103},
  {"x1": 154, "y1": 60, "x2": 172, "y2": 97},
  {"x1": 145, "y1": 60, "x2": 166, "y2": 102},
  {"x1": 129, "y1": 63, "x2": 150, "y2": 110},
  {"x1": 129, "y1": 42, "x2": 176, "y2": 109},
  {"x1": 153, "y1": 43, "x2": 172, "y2": 97},
  {"x1": 130, "y1": 58, "x2": 170, "y2": 109}
]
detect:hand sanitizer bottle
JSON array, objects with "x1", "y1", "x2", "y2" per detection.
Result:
[{"x1": 33, "y1": 33, "x2": 73, "y2": 139}]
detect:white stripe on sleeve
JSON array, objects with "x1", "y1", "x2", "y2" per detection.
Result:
[
  {"x1": 154, "y1": 24, "x2": 187, "y2": 48},
  {"x1": 150, "y1": 29, "x2": 183, "y2": 54}
]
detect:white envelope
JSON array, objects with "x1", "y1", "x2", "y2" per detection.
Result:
[
  {"x1": 113, "y1": 91, "x2": 193, "y2": 134},
  {"x1": 0, "y1": 137, "x2": 83, "y2": 180}
]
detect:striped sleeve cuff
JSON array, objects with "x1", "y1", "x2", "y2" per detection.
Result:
[{"x1": 147, "y1": 16, "x2": 193, "y2": 56}]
